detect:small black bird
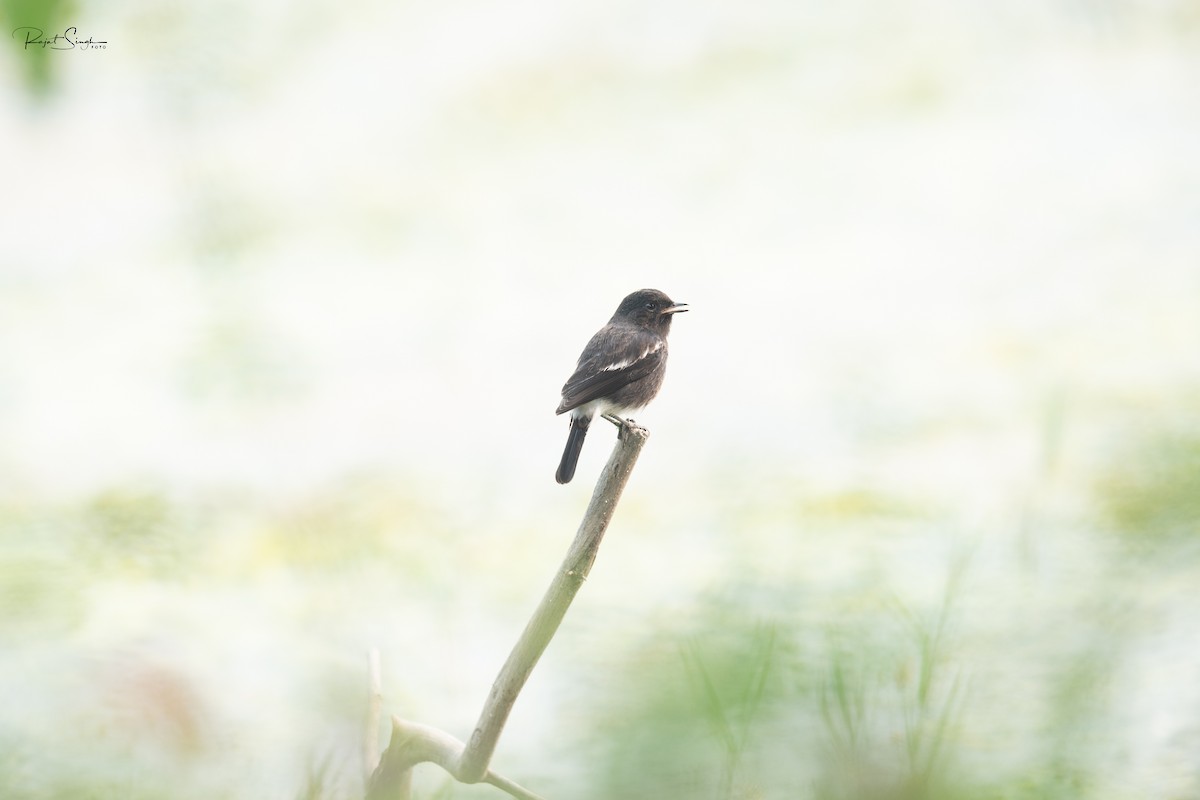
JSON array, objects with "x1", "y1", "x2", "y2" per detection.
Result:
[{"x1": 555, "y1": 288, "x2": 688, "y2": 484}]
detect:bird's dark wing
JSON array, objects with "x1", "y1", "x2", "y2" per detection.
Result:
[{"x1": 556, "y1": 326, "x2": 666, "y2": 414}]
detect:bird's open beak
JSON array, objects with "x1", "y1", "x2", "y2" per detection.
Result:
[{"x1": 662, "y1": 303, "x2": 689, "y2": 315}]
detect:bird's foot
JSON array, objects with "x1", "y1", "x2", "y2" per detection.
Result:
[{"x1": 601, "y1": 413, "x2": 648, "y2": 440}]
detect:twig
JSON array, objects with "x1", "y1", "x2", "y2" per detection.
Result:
[
  {"x1": 365, "y1": 421, "x2": 650, "y2": 799},
  {"x1": 459, "y1": 421, "x2": 648, "y2": 781},
  {"x1": 368, "y1": 717, "x2": 547, "y2": 800}
]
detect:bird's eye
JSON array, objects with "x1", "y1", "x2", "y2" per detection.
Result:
[{"x1": 644, "y1": 302, "x2": 657, "y2": 310}]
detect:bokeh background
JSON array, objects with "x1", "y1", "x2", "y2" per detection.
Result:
[{"x1": 2, "y1": 1, "x2": 1199, "y2": 798}]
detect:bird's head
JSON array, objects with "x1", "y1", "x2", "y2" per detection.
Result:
[{"x1": 612, "y1": 288, "x2": 688, "y2": 332}]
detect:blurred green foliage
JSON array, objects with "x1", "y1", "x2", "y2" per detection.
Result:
[
  {"x1": 2, "y1": 448, "x2": 1197, "y2": 800},
  {"x1": 79, "y1": 489, "x2": 186, "y2": 577},
  {"x1": 578, "y1": 617, "x2": 786, "y2": 800},
  {"x1": 1, "y1": 0, "x2": 73, "y2": 97},
  {"x1": 1097, "y1": 423, "x2": 1200, "y2": 548},
  {"x1": 560, "y1": 573, "x2": 971, "y2": 800},
  {"x1": 0, "y1": 504, "x2": 87, "y2": 635},
  {"x1": 7, "y1": 396, "x2": 1200, "y2": 800}
]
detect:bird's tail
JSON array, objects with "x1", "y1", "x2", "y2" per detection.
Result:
[{"x1": 555, "y1": 416, "x2": 590, "y2": 484}]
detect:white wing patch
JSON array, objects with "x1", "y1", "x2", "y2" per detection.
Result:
[{"x1": 600, "y1": 339, "x2": 664, "y2": 372}]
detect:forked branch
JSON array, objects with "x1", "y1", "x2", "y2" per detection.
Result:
[{"x1": 366, "y1": 421, "x2": 650, "y2": 800}]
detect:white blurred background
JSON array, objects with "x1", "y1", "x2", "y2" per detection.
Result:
[{"x1": 1, "y1": 1, "x2": 1198, "y2": 798}]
